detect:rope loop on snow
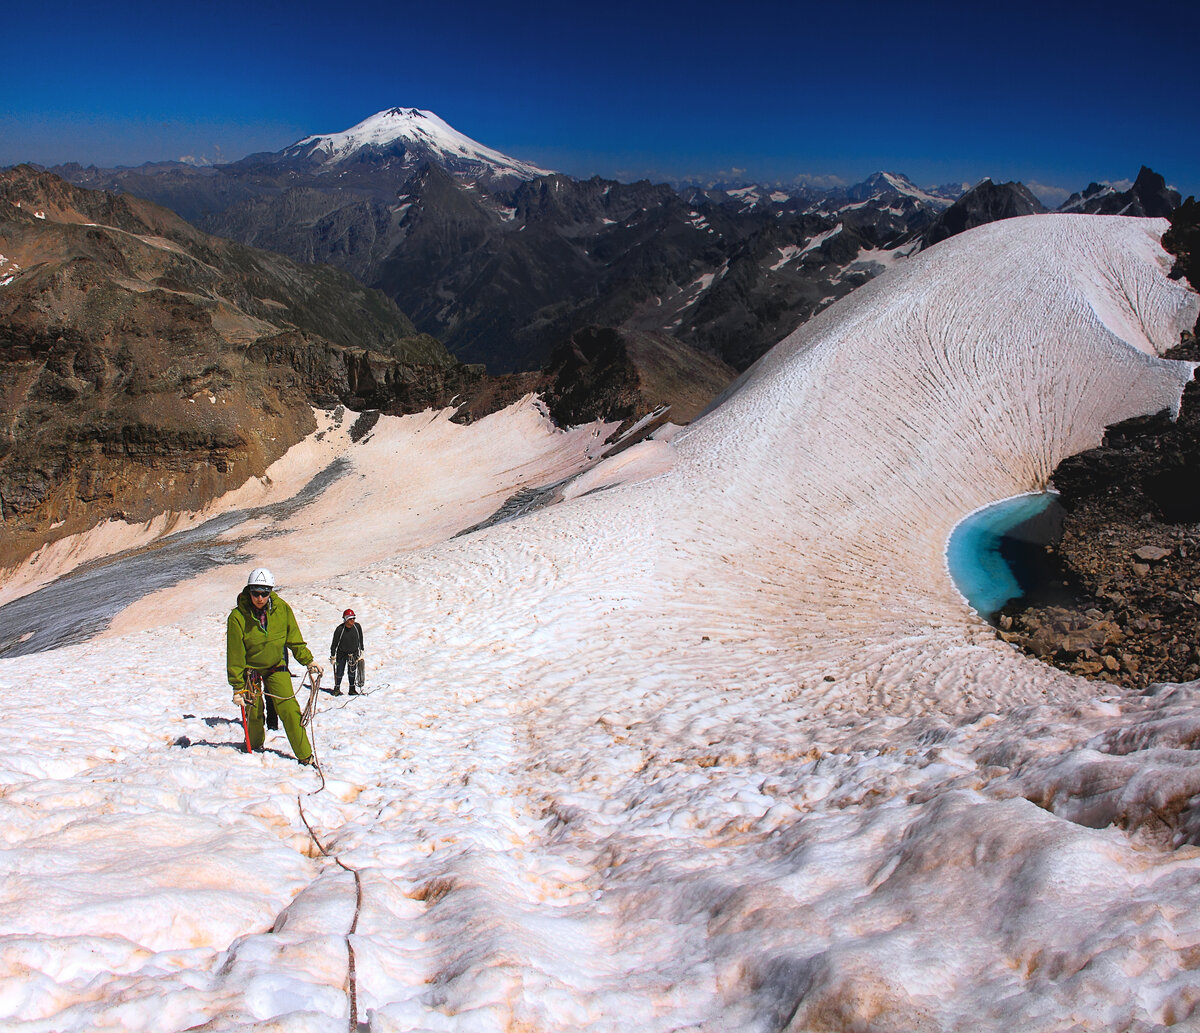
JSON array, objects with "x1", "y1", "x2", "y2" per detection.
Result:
[
  {"x1": 297, "y1": 792, "x2": 362, "y2": 1031},
  {"x1": 239, "y1": 659, "x2": 356, "y2": 1026}
]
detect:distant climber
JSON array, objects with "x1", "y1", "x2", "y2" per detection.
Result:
[
  {"x1": 226, "y1": 567, "x2": 322, "y2": 765},
  {"x1": 330, "y1": 608, "x2": 365, "y2": 696}
]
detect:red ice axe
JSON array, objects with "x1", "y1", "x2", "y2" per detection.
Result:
[{"x1": 240, "y1": 700, "x2": 253, "y2": 753}]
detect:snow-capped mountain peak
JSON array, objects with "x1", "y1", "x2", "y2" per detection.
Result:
[
  {"x1": 284, "y1": 107, "x2": 552, "y2": 181},
  {"x1": 846, "y1": 171, "x2": 956, "y2": 207}
]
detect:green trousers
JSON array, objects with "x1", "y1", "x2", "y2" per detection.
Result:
[{"x1": 246, "y1": 670, "x2": 312, "y2": 761}]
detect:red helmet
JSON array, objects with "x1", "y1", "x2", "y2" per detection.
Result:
[{"x1": 342, "y1": 609, "x2": 356, "y2": 619}]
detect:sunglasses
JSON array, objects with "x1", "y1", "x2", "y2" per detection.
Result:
[{"x1": 249, "y1": 589, "x2": 271, "y2": 597}]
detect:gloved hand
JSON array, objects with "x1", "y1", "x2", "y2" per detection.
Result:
[
  {"x1": 232, "y1": 688, "x2": 250, "y2": 708},
  {"x1": 307, "y1": 662, "x2": 324, "y2": 683},
  {"x1": 329, "y1": 656, "x2": 336, "y2": 667},
  {"x1": 358, "y1": 651, "x2": 365, "y2": 661}
]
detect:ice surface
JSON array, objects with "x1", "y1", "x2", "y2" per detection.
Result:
[{"x1": 2, "y1": 215, "x2": 1200, "y2": 1031}]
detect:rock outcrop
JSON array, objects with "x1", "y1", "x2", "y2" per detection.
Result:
[
  {"x1": 1000, "y1": 335, "x2": 1200, "y2": 687},
  {"x1": 921, "y1": 178, "x2": 1047, "y2": 248},
  {"x1": 446, "y1": 325, "x2": 736, "y2": 435},
  {"x1": 0, "y1": 166, "x2": 462, "y2": 568},
  {"x1": 1060, "y1": 166, "x2": 1181, "y2": 218}
]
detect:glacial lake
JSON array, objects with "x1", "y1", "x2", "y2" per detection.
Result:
[{"x1": 946, "y1": 491, "x2": 1066, "y2": 623}]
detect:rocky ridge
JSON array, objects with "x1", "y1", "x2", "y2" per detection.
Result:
[
  {"x1": 0, "y1": 166, "x2": 467, "y2": 569},
  {"x1": 1000, "y1": 333, "x2": 1200, "y2": 687},
  {"x1": 1059, "y1": 165, "x2": 1181, "y2": 218},
  {"x1": 921, "y1": 178, "x2": 1048, "y2": 249},
  {"x1": 441, "y1": 325, "x2": 736, "y2": 433},
  {"x1": 44, "y1": 113, "x2": 1062, "y2": 375},
  {"x1": 46, "y1": 112, "x2": 1182, "y2": 379}
]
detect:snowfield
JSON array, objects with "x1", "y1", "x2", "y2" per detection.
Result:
[{"x1": 2, "y1": 214, "x2": 1200, "y2": 1031}]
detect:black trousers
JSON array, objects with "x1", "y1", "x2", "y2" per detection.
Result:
[{"x1": 334, "y1": 654, "x2": 357, "y2": 690}]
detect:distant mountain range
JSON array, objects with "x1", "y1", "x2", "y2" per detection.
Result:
[
  {"x1": 46, "y1": 108, "x2": 1183, "y2": 375},
  {"x1": 0, "y1": 163, "x2": 735, "y2": 569}
]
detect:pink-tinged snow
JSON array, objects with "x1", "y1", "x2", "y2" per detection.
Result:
[
  {"x1": 800, "y1": 223, "x2": 842, "y2": 255},
  {"x1": 770, "y1": 244, "x2": 802, "y2": 271},
  {"x1": 2, "y1": 215, "x2": 1200, "y2": 1031},
  {"x1": 290, "y1": 107, "x2": 552, "y2": 179}
]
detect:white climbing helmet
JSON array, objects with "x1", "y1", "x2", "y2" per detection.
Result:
[{"x1": 246, "y1": 567, "x2": 275, "y2": 590}]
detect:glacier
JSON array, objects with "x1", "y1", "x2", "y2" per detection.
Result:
[{"x1": 1, "y1": 214, "x2": 1198, "y2": 1031}]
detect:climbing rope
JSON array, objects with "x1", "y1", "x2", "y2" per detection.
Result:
[
  {"x1": 297, "y1": 795, "x2": 363, "y2": 1031},
  {"x1": 292, "y1": 664, "x2": 357, "y2": 1029},
  {"x1": 236, "y1": 661, "x2": 359, "y2": 1027}
]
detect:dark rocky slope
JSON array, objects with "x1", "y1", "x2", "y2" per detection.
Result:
[
  {"x1": 0, "y1": 167, "x2": 465, "y2": 569},
  {"x1": 999, "y1": 339, "x2": 1200, "y2": 686},
  {"x1": 1060, "y1": 166, "x2": 1181, "y2": 218},
  {"x1": 921, "y1": 179, "x2": 1047, "y2": 248},
  {"x1": 444, "y1": 325, "x2": 736, "y2": 433},
  {"x1": 51, "y1": 152, "x2": 960, "y2": 374}
]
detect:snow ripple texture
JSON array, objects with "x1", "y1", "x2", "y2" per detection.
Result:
[{"x1": 2, "y1": 215, "x2": 1200, "y2": 1032}]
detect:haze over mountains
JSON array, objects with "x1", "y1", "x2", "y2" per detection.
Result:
[{"x1": 48, "y1": 107, "x2": 1183, "y2": 374}]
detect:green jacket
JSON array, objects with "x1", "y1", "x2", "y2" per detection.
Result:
[{"x1": 226, "y1": 589, "x2": 315, "y2": 691}]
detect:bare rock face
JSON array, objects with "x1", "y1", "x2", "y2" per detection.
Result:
[
  {"x1": 921, "y1": 179, "x2": 1047, "y2": 248},
  {"x1": 1001, "y1": 337, "x2": 1200, "y2": 687},
  {"x1": 1060, "y1": 166, "x2": 1182, "y2": 219},
  {"x1": 444, "y1": 325, "x2": 736, "y2": 436},
  {"x1": 0, "y1": 167, "x2": 459, "y2": 568}
]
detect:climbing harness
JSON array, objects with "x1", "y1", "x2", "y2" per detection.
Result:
[
  {"x1": 239, "y1": 665, "x2": 322, "y2": 757},
  {"x1": 239, "y1": 670, "x2": 265, "y2": 754}
]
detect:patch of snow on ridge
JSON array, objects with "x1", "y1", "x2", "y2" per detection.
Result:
[
  {"x1": 3, "y1": 216, "x2": 1200, "y2": 1031},
  {"x1": 770, "y1": 244, "x2": 802, "y2": 270},
  {"x1": 874, "y1": 171, "x2": 955, "y2": 207},
  {"x1": 800, "y1": 222, "x2": 843, "y2": 255}
]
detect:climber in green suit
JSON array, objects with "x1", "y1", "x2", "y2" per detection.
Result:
[{"x1": 226, "y1": 567, "x2": 322, "y2": 765}]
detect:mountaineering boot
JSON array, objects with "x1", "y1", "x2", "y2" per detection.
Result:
[
  {"x1": 330, "y1": 686, "x2": 343, "y2": 696},
  {"x1": 298, "y1": 754, "x2": 315, "y2": 767},
  {"x1": 349, "y1": 687, "x2": 359, "y2": 695}
]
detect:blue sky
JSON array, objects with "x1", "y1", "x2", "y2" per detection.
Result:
[{"x1": 3, "y1": 0, "x2": 1197, "y2": 204}]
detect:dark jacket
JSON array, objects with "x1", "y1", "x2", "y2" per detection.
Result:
[{"x1": 331, "y1": 621, "x2": 364, "y2": 657}]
